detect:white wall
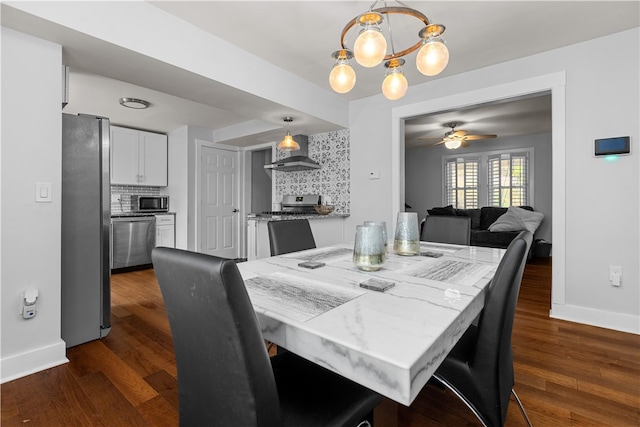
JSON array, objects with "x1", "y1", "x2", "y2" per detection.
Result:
[
  {"x1": 167, "y1": 126, "x2": 214, "y2": 251},
  {"x1": 349, "y1": 28, "x2": 640, "y2": 333},
  {"x1": 167, "y1": 126, "x2": 189, "y2": 250},
  {"x1": 1, "y1": 28, "x2": 68, "y2": 382},
  {"x1": 405, "y1": 133, "x2": 553, "y2": 242}
]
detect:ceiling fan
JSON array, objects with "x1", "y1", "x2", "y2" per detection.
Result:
[{"x1": 418, "y1": 122, "x2": 497, "y2": 149}]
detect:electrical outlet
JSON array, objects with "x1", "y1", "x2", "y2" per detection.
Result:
[{"x1": 609, "y1": 265, "x2": 622, "y2": 287}]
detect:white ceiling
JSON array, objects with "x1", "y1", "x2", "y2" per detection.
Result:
[
  {"x1": 2, "y1": 1, "x2": 639, "y2": 146},
  {"x1": 404, "y1": 92, "x2": 552, "y2": 149}
]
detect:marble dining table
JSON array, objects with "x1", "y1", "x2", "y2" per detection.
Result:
[{"x1": 236, "y1": 241, "x2": 505, "y2": 406}]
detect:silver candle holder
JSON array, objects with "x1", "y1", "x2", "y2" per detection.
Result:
[
  {"x1": 393, "y1": 212, "x2": 420, "y2": 256},
  {"x1": 353, "y1": 224, "x2": 386, "y2": 271},
  {"x1": 364, "y1": 220, "x2": 388, "y2": 256}
]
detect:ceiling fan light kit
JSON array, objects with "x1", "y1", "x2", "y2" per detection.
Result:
[
  {"x1": 329, "y1": 0, "x2": 449, "y2": 100},
  {"x1": 444, "y1": 138, "x2": 463, "y2": 150}
]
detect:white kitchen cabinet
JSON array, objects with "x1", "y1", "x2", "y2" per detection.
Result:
[
  {"x1": 111, "y1": 125, "x2": 168, "y2": 186},
  {"x1": 155, "y1": 214, "x2": 175, "y2": 248},
  {"x1": 247, "y1": 216, "x2": 346, "y2": 261}
]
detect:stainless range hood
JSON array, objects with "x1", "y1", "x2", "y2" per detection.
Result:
[{"x1": 264, "y1": 135, "x2": 321, "y2": 172}]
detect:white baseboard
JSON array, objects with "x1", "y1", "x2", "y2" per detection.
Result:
[
  {"x1": 551, "y1": 303, "x2": 640, "y2": 335},
  {"x1": 1, "y1": 340, "x2": 68, "y2": 384}
]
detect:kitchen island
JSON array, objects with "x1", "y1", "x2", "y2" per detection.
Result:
[{"x1": 246, "y1": 213, "x2": 349, "y2": 260}]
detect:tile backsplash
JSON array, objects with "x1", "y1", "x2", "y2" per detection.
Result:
[
  {"x1": 275, "y1": 129, "x2": 350, "y2": 214},
  {"x1": 110, "y1": 185, "x2": 161, "y2": 214}
]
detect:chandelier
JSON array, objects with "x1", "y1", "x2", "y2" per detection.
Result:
[{"x1": 329, "y1": 0, "x2": 449, "y2": 100}]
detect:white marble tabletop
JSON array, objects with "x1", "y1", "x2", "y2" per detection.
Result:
[{"x1": 237, "y1": 242, "x2": 505, "y2": 406}]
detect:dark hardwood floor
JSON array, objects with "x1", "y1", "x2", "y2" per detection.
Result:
[{"x1": 2, "y1": 257, "x2": 639, "y2": 426}]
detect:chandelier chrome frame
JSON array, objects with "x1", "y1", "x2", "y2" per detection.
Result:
[{"x1": 329, "y1": 0, "x2": 449, "y2": 100}]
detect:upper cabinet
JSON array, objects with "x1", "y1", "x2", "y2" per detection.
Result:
[{"x1": 111, "y1": 125, "x2": 168, "y2": 187}]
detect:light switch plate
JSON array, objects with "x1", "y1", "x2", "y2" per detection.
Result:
[{"x1": 35, "y1": 182, "x2": 52, "y2": 203}]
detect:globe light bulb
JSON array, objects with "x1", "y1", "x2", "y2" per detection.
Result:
[
  {"x1": 416, "y1": 37, "x2": 449, "y2": 76},
  {"x1": 354, "y1": 27, "x2": 387, "y2": 68},
  {"x1": 381, "y1": 60, "x2": 408, "y2": 101},
  {"x1": 329, "y1": 62, "x2": 356, "y2": 93}
]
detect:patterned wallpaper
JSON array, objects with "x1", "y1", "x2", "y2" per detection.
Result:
[{"x1": 275, "y1": 129, "x2": 350, "y2": 214}]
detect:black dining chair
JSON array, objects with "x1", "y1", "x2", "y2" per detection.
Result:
[
  {"x1": 421, "y1": 215, "x2": 471, "y2": 245},
  {"x1": 268, "y1": 219, "x2": 316, "y2": 256},
  {"x1": 432, "y1": 230, "x2": 533, "y2": 427},
  {"x1": 152, "y1": 247, "x2": 381, "y2": 427}
]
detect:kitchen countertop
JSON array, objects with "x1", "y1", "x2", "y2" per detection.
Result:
[
  {"x1": 247, "y1": 213, "x2": 349, "y2": 221},
  {"x1": 111, "y1": 212, "x2": 176, "y2": 218}
]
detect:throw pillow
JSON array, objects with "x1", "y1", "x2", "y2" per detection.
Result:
[
  {"x1": 488, "y1": 208, "x2": 526, "y2": 232},
  {"x1": 514, "y1": 207, "x2": 544, "y2": 234},
  {"x1": 489, "y1": 206, "x2": 544, "y2": 234},
  {"x1": 427, "y1": 205, "x2": 456, "y2": 216}
]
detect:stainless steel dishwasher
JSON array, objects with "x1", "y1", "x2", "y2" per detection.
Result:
[{"x1": 111, "y1": 216, "x2": 156, "y2": 269}]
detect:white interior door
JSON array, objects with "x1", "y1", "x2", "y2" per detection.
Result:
[{"x1": 198, "y1": 145, "x2": 239, "y2": 259}]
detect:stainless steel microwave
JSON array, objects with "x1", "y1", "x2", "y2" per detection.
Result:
[{"x1": 132, "y1": 195, "x2": 169, "y2": 212}]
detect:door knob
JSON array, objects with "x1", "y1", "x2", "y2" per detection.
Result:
[{"x1": 232, "y1": 208, "x2": 239, "y2": 213}]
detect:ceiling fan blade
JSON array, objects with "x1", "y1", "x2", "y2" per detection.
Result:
[
  {"x1": 464, "y1": 134, "x2": 497, "y2": 141},
  {"x1": 452, "y1": 130, "x2": 468, "y2": 137},
  {"x1": 422, "y1": 139, "x2": 447, "y2": 147},
  {"x1": 461, "y1": 140, "x2": 470, "y2": 148}
]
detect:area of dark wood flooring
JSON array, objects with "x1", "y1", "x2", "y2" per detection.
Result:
[{"x1": 2, "y1": 257, "x2": 639, "y2": 426}]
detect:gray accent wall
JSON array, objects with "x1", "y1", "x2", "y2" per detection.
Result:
[
  {"x1": 251, "y1": 149, "x2": 272, "y2": 213},
  {"x1": 405, "y1": 133, "x2": 552, "y2": 242}
]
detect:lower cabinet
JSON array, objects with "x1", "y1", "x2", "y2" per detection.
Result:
[
  {"x1": 155, "y1": 214, "x2": 175, "y2": 248},
  {"x1": 247, "y1": 217, "x2": 345, "y2": 261}
]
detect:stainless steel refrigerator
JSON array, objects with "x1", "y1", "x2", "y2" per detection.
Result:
[{"x1": 61, "y1": 113, "x2": 111, "y2": 348}]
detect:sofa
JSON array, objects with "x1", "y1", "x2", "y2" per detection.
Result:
[{"x1": 423, "y1": 205, "x2": 544, "y2": 249}]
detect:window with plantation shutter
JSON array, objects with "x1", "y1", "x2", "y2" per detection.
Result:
[
  {"x1": 445, "y1": 157, "x2": 479, "y2": 208},
  {"x1": 443, "y1": 149, "x2": 533, "y2": 208},
  {"x1": 488, "y1": 152, "x2": 529, "y2": 207}
]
